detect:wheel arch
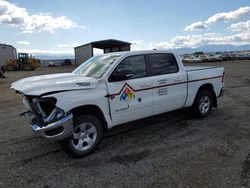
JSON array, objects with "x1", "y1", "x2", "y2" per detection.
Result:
[
  {"x1": 70, "y1": 105, "x2": 108, "y2": 131},
  {"x1": 193, "y1": 83, "x2": 217, "y2": 107}
]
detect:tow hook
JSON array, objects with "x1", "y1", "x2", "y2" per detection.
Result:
[{"x1": 20, "y1": 111, "x2": 32, "y2": 117}]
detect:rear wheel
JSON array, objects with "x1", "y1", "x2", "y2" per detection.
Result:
[
  {"x1": 192, "y1": 90, "x2": 213, "y2": 118},
  {"x1": 61, "y1": 114, "x2": 103, "y2": 158}
]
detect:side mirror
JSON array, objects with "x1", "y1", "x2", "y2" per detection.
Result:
[{"x1": 110, "y1": 69, "x2": 133, "y2": 82}]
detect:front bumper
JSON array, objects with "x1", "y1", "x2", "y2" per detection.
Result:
[{"x1": 31, "y1": 113, "x2": 73, "y2": 141}]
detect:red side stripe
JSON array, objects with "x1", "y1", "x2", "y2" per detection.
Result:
[
  {"x1": 111, "y1": 75, "x2": 223, "y2": 96},
  {"x1": 188, "y1": 75, "x2": 223, "y2": 83}
]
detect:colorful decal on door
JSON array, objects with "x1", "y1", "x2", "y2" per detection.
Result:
[{"x1": 120, "y1": 86, "x2": 135, "y2": 102}]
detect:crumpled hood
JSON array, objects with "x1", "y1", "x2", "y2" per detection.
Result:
[{"x1": 11, "y1": 73, "x2": 98, "y2": 96}]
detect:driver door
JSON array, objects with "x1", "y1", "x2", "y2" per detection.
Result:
[{"x1": 107, "y1": 55, "x2": 153, "y2": 125}]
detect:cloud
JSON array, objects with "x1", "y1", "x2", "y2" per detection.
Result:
[
  {"x1": 17, "y1": 40, "x2": 30, "y2": 45},
  {"x1": 185, "y1": 6, "x2": 250, "y2": 31},
  {"x1": 17, "y1": 48, "x2": 73, "y2": 55},
  {"x1": 57, "y1": 43, "x2": 81, "y2": 48},
  {"x1": 130, "y1": 40, "x2": 146, "y2": 51},
  {"x1": 0, "y1": 0, "x2": 86, "y2": 33},
  {"x1": 184, "y1": 21, "x2": 208, "y2": 31},
  {"x1": 151, "y1": 32, "x2": 250, "y2": 49},
  {"x1": 206, "y1": 7, "x2": 250, "y2": 24},
  {"x1": 131, "y1": 40, "x2": 144, "y2": 45},
  {"x1": 149, "y1": 41, "x2": 172, "y2": 49},
  {"x1": 230, "y1": 20, "x2": 250, "y2": 32}
]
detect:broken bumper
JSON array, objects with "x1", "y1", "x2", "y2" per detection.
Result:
[{"x1": 31, "y1": 113, "x2": 73, "y2": 141}]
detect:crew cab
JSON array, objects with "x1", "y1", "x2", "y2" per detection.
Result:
[{"x1": 11, "y1": 50, "x2": 225, "y2": 157}]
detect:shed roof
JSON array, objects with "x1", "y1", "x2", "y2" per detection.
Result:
[
  {"x1": 75, "y1": 39, "x2": 131, "y2": 49},
  {"x1": 0, "y1": 43, "x2": 16, "y2": 49}
]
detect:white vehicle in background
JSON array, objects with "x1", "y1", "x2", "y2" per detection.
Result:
[
  {"x1": 192, "y1": 57, "x2": 203, "y2": 63},
  {"x1": 214, "y1": 55, "x2": 224, "y2": 62},
  {"x1": 11, "y1": 50, "x2": 225, "y2": 158},
  {"x1": 198, "y1": 55, "x2": 209, "y2": 62},
  {"x1": 48, "y1": 61, "x2": 56, "y2": 67},
  {"x1": 183, "y1": 56, "x2": 196, "y2": 63}
]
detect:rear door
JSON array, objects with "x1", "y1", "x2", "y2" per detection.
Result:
[
  {"x1": 146, "y1": 53, "x2": 187, "y2": 114},
  {"x1": 107, "y1": 55, "x2": 153, "y2": 125}
]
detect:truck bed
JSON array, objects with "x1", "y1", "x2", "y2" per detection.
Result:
[
  {"x1": 183, "y1": 65, "x2": 224, "y2": 107},
  {"x1": 184, "y1": 65, "x2": 224, "y2": 82}
]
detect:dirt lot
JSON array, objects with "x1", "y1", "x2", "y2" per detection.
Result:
[{"x1": 0, "y1": 61, "x2": 250, "y2": 188}]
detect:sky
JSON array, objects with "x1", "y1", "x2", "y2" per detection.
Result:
[{"x1": 0, "y1": 0, "x2": 250, "y2": 56}]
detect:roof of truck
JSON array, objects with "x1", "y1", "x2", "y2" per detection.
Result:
[{"x1": 104, "y1": 49, "x2": 177, "y2": 56}]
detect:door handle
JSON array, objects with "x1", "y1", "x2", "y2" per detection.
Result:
[
  {"x1": 175, "y1": 77, "x2": 183, "y2": 82},
  {"x1": 140, "y1": 82, "x2": 151, "y2": 87}
]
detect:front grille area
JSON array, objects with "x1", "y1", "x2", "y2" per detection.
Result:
[
  {"x1": 24, "y1": 96, "x2": 57, "y2": 118},
  {"x1": 24, "y1": 96, "x2": 60, "y2": 128},
  {"x1": 39, "y1": 98, "x2": 57, "y2": 117},
  {"x1": 30, "y1": 116, "x2": 44, "y2": 127},
  {"x1": 29, "y1": 101, "x2": 42, "y2": 117}
]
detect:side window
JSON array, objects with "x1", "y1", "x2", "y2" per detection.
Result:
[
  {"x1": 147, "y1": 53, "x2": 179, "y2": 76},
  {"x1": 109, "y1": 55, "x2": 147, "y2": 82}
]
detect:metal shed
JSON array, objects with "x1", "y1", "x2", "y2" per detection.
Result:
[
  {"x1": 74, "y1": 39, "x2": 131, "y2": 64},
  {"x1": 0, "y1": 44, "x2": 17, "y2": 66}
]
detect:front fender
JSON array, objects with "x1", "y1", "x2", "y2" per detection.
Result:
[{"x1": 45, "y1": 84, "x2": 112, "y2": 127}]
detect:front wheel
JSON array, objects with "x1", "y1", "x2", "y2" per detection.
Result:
[
  {"x1": 192, "y1": 90, "x2": 213, "y2": 118},
  {"x1": 60, "y1": 114, "x2": 103, "y2": 158}
]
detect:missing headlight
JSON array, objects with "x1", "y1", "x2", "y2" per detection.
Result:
[
  {"x1": 32, "y1": 97, "x2": 57, "y2": 118},
  {"x1": 39, "y1": 97, "x2": 57, "y2": 117}
]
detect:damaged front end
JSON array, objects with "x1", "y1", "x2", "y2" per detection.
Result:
[{"x1": 21, "y1": 95, "x2": 73, "y2": 141}]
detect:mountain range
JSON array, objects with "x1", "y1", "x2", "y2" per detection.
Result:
[
  {"x1": 174, "y1": 44, "x2": 250, "y2": 54},
  {"x1": 33, "y1": 44, "x2": 250, "y2": 60}
]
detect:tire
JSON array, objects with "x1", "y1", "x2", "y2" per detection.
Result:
[
  {"x1": 60, "y1": 114, "x2": 103, "y2": 158},
  {"x1": 192, "y1": 90, "x2": 213, "y2": 118}
]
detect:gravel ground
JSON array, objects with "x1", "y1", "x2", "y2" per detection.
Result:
[{"x1": 0, "y1": 61, "x2": 250, "y2": 188}]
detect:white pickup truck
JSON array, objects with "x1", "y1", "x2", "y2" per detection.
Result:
[{"x1": 11, "y1": 50, "x2": 224, "y2": 158}]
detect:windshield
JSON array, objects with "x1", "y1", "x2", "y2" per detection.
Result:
[{"x1": 73, "y1": 54, "x2": 120, "y2": 78}]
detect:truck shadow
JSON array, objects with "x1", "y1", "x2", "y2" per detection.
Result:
[
  {"x1": 16, "y1": 108, "x2": 195, "y2": 165},
  {"x1": 104, "y1": 108, "x2": 192, "y2": 139}
]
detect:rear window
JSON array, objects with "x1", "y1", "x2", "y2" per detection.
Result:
[{"x1": 147, "y1": 53, "x2": 179, "y2": 76}]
